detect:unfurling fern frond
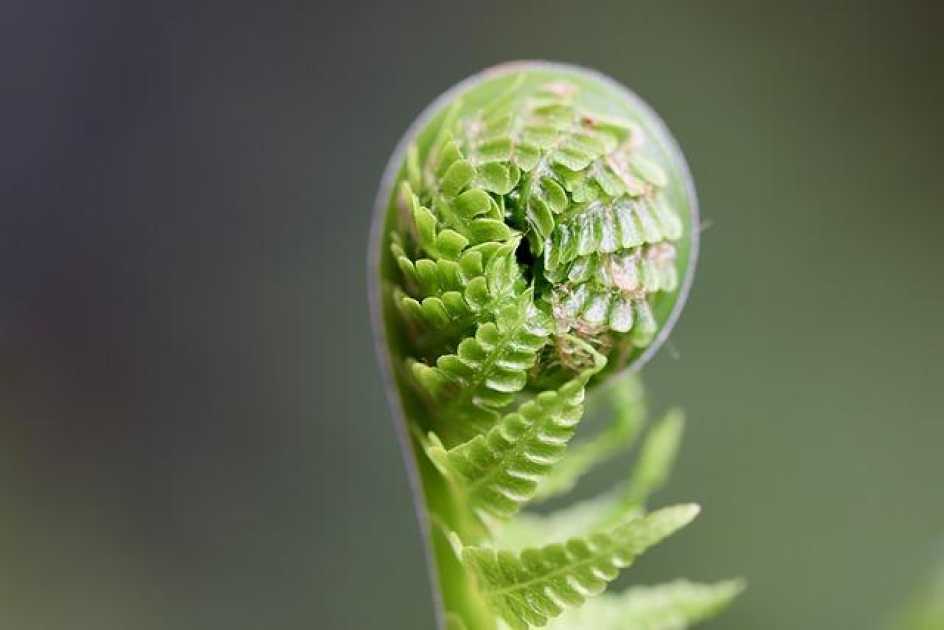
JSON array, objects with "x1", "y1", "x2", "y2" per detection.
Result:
[
  {"x1": 459, "y1": 504, "x2": 700, "y2": 630},
  {"x1": 371, "y1": 62, "x2": 740, "y2": 630}
]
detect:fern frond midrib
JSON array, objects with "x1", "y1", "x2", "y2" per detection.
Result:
[
  {"x1": 463, "y1": 344, "x2": 603, "y2": 499},
  {"x1": 478, "y1": 528, "x2": 641, "y2": 598},
  {"x1": 464, "y1": 400, "x2": 573, "y2": 499}
]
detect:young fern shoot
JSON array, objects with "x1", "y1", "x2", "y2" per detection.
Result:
[{"x1": 370, "y1": 61, "x2": 740, "y2": 629}]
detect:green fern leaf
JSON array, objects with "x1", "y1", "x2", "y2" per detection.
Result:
[
  {"x1": 544, "y1": 204, "x2": 680, "y2": 345},
  {"x1": 552, "y1": 144, "x2": 643, "y2": 202},
  {"x1": 402, "y1": 182, "x2": 473, "y2": 262},
  {"x1": 496, "y1": 409, "x2": 686, "y2": 548},
  {"x1": 428, "y1": 338, "x2": 605, "y2": 520},
  {"x1": 411, "y1": 290, "x2": 553, "y2": 441},
  {"x1": 546, "y1": 197, "x2": 675, "y2": 269},
  {"x1": 545, "y1": 243, "x2": 680, "y2": 299},
  {"x1": 421, "y1": 99, "x2": 465, "y2": 194},
  {"x1": 393, "y1": 235, "x2": 523, "y2": 309},
  {"x1": 545, "y1": 579, "x2": 745, "y2": 630},
  {"x1": 421, "y1": 132, "x2": 520, "y2": 244},
  {"x1": 392, "y1": 234, "x2": 527, "y2": 361},
  {"x1": 458, "y1": 82, "x2": 633, "y2": 253},
  {"x1": 461, "y1": 504, "x2": 700, "y2": 629},
  {"x1": 532, "y1": 373, "x2": 646, "y2": 502}
]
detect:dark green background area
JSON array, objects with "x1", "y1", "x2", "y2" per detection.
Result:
[{"x1": 1, "y1": 1, "x2": 941, "y2": 629}]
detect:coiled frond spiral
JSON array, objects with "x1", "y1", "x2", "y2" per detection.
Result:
[{"x1": 371, "y1": 62, "x2": 737, "y2": 630}]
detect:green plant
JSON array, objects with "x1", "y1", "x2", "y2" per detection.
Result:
[{"x1": 369, "y1": 61, "x2": 741, "y2": 629}]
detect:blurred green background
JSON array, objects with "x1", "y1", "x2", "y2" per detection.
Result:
[{"x1": 2, "y1": 1, "x2": 942, "y2": 628}]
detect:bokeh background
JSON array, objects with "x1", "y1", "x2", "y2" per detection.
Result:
[{"x1": 3, "y1": 1, "x2": 943, "y2": 628}]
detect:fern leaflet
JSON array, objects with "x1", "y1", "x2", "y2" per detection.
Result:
[
  {"x1": 427, "y1": 338, "x2": 605, "y2": 521},
  {"x1": 496, "y1": 409, "x2": 686, "y2": 549},
  {"x1": 411, "y1": 290, "x2": 553, "y2": 442},
  {"x1": 532, "y1": 373, "x2": 646, "y2": 502},
  {"x1": 460, "y1": 504, "x2": 700, "y2": 629}
]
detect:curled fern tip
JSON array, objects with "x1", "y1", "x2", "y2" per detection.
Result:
[{"x1": 370, "y1": 61, "x2": 737, "y2": 630}]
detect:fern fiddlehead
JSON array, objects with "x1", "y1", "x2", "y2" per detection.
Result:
[{"x1": 369, "y1": 61, "x2": 740, "y2": 629}]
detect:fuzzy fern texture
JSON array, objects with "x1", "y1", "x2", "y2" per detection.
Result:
[{"x1": 370, "y1": 62, "x2": 740, "y2": 629}]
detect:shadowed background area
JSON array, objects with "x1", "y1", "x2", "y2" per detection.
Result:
[{"x1": 2, "y1": 1, "x2": 942, "y2": 628}]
